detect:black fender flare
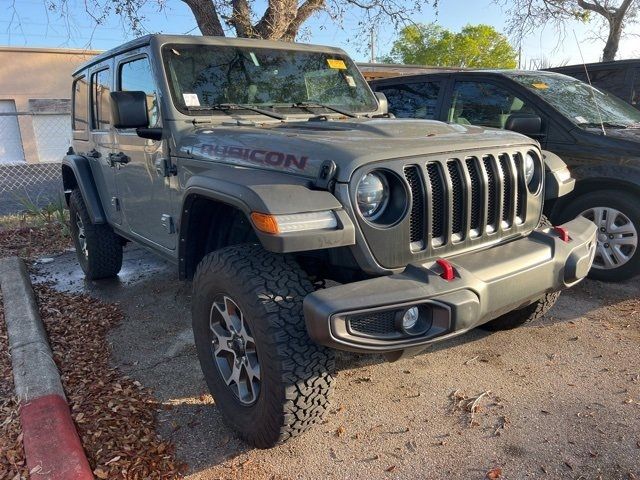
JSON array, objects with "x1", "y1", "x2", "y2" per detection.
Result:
[
  {"x1": 61, "y1": 155, "x2": 107, "y2": 224},
  {"x1": 548, "y1": 164, "x2": 640, "y2": 220}
]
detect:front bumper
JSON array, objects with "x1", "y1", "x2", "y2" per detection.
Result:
[{"x1": 304, "y1": 217, "x2": 597, "y2": 354}]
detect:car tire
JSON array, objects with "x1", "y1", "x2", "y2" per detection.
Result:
[
  {"x1": 68, "y1": 189, "x2": 123, "y2": 280},
  {"x1": 191, "y1": 244, "x2": 335, "y2": 448},
  {"x1": 558, "y1": 190, "x2": 639, "y2": 282}
]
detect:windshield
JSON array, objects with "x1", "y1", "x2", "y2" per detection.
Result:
[
  {"x1": 508, "y1": 72, "x2": 640, "y2": 128},
  {"x1": 162, "y1": 44, "x2": 378, "y2": 115}
]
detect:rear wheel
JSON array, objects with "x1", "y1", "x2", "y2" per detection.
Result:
[
  {"x1": 560, "y1": 190, "x2": 639, "y2": 281},
  {"x1": 68, "y1": 189, "x2": 123, "y2": 280},
  {"x1": 192, "y1": 244, "x2": 335, "y2": 448}
]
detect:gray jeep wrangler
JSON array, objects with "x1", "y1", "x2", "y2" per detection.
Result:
[{"x1": 63, "y1": 34, "x2": 597, "y2": 448}]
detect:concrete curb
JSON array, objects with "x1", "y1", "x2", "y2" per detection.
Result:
[{"x1": 0, "y1": 256, "x2": 93, "y2": 480}]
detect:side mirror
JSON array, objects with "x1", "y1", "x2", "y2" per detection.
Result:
[
  {"x1": 374, "y1": 91, "x2": 389, "y2": 115},
  {"x1": 110, "y1": 91, "x2": 149, "y2": 129},
  {"x1": 505, "y1": 113, "x2": 542, "y2": 136}
]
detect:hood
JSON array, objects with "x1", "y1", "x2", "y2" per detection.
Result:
[{"x1": 177, "y1": 118, "x2": 536, "y2": 182}]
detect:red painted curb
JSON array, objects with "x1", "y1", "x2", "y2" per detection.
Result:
[{"x1": 20, "y1": 393, "x2": 93, "y2": 480}]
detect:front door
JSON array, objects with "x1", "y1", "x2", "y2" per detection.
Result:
[
  {"x1": 113, "y1": 53, "x2": 176, "y2": 250},
  {"x1": 88, "y1": 63, "x2": 121, "y2": 224}
]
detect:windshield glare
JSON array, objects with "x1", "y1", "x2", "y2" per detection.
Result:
[
  {"x1": 162, "y1": 44, "x2": 377, "y2": 115},
  {"x1": 509, "y1": 73, "x2": 640, "y2": 128}
]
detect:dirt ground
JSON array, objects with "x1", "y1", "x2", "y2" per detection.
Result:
[{"x1": 33, "y1": 246, "x2": 640, "y2": 480}]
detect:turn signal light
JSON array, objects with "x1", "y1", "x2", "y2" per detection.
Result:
[
  {"x1": 251, "y1": 213, "x2": 280, "y2": 234},
  {"x1": 436, "y1": 258, "x2": 455, "y2": 281},
  {"x1": 554, "y1": 226, "x2": 571, "y2": 242}
]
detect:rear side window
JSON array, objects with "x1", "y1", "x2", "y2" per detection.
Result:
[
  {"x1": 119, "y1": 57, "x2": 158, "y2": 126},
  {"x1": 632, "y1": 69, "x2": 640, "y2": 108},
  {"x1": 376, "y1": 82, "x2": 441, "y2": 119},
  {"x1": 72, "y1": 76, "x2": 88, "y2": 131},
  {"x1": 587, "y1": 68, "x2": 628, "y2": 100},
  {"x1": 91, "y1": 68, "x2": 111, "y2": 130}
]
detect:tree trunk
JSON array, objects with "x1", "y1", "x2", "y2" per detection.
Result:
[
  {"x1": 182, "y1": 0, "x2": 225, "y2": 36},
  {"x1": 602, "y1": 18, "x2": 623, "y2": 61}
]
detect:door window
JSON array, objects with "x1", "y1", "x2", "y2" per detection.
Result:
[
  {"x1": 119, "y1": 57, "x2": 158, "y2": 127},
  {"x1": 91, "y1": 69, "x2": 111, "y2": 130},
  {"x1": 72, "y1": 76, "x2": 88, "y2": 131},
  {"x1": 450, "y1": 81, "x2": 535, "y2": 129},
  {"x1": 376, "y1": 82, "x2": 441, "y2": 119}
]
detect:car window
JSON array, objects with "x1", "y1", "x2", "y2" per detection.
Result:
[
  {"x1": 376, "y1": 82, "x2": 441, "y2": 119},
  {"x1": 450, "y1": 81, "x2": 535, "y2": 129},
  {"x1": 587, "y1": 68, "x2": 628, "y2": 100},
  {"x1": 91, "y1": 68, "x2": 111, "y2": 130},
  {"x1": 119, "y1": 57, "x2": 158, "y2": 127},
  {"x1": 72, "y1": 76, "x2": 88, "y2": 131}
]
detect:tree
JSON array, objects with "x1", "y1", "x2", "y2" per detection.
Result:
[
  {"x1": 388, "y1": 23, "x2": 518, "y2": 68},
  {"x1": 500, "y1": 0, "x2": 639, "y2": 62},
  {"x1": 38, "y1": 0, "x2": 437, "y2": 42}
]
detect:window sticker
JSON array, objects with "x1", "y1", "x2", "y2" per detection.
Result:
[
  {"x1": 327, "y1": 58, "x2": 347, "y2": 70},
  {"x1": 182, "y1": 93, "x2": 200, "y2": 107},
  {"x1": 575, "y1": 115, "x2": 588, "y2": 124},
  {"x1": 345, "y1": 75, "x2": 356, "y2": 87},
  {"x1": 532, "y1": 82, "x2": 549, "y2": 90},
  {"x1": 249, "y1": 52, "x2": 260, "y2": 66}
]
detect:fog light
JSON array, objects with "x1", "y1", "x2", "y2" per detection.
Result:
[{"x1": 401, "y1": 307, "x2": 419, "y2": 330}]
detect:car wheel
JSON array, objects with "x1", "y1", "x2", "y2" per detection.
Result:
[
  {"x1": 480, "y1": 291, "x2": 561, "y2": 331},
  {"x1": 191, "y1": 244, "x2": 335, "y2": 448},
  {"x1": 561, "y1": 190, "x2": 639, "y2": 281},
  {"x1": 68, "y1": 189, "x2": 123, "y2": 280}
]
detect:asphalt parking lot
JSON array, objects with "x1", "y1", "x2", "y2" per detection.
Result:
[{"x1": 34, "y1": 246, "x2": 640, "y2": 480}]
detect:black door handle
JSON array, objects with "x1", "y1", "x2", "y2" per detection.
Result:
[{"x1": 108, "y1": 152, "x2": 130, "y2": 166}]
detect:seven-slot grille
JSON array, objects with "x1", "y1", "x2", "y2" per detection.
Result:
[{"x1": 404, "y1": 152, "x2": 527, "y2": 250}]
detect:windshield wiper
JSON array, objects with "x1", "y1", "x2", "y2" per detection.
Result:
[
  {"x1": 186, "y1": 104, "x2": 288, "y2": 121},
  {"x1": 293, "y1": 102, "x2": 359, "y2": 118},
  {"x1": 578, "y1": 121, "x2": 629, "y2": 129}
]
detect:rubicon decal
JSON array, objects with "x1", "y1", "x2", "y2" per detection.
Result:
[{"x1": 186, "y1": 143, "x2": 308, "y2": 171}]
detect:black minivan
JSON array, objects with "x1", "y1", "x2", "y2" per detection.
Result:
[{"x1": 371, "y1": 70, "x2": 640, "y2": 281}]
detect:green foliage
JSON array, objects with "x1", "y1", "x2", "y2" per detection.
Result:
[
  {"x1": 389, "y1": 23, "x2": 518, "y2": 69},
  {"x1": 12, "y1": 192, "x2": 70, "y2": 236}
]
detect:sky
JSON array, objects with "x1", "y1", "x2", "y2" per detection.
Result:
[{"x1": 1, "y1": 0, "x2": 639, "y2": 66}]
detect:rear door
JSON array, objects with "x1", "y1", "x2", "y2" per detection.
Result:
[
  {"x1": 374, "y1": 78, "x2": 446, "y2": 120},
  {"x1": 88, "y1": 61, "x2": 121, "y2": 224},
  {"x1": 113, "y1": 52, "x2": 175, "y2": 250}
]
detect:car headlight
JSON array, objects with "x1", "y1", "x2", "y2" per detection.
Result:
[
  {"x1": 356, "y1": 172, "x2": 389, "y2": 220},
  {"x1": 524, "y1": 153, "x2": 536, "y2": 185}
]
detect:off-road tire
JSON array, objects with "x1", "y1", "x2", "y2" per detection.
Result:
[
  {"x1": 557, "y1": 189, "x2": 640, "y2": 282},
  {"x1": 192, "y1": 244, "x2": 336, "y2": 448},
  {"x1": 68, "y1": 189, "x2": 123, "y2": 280},
  {"x1": 481, "y1": 215, "x2": 560, "y2": 331}
]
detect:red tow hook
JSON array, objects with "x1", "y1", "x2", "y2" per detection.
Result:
[
  {"x1": 554, "y1": 226, "x2": 571, "y2": 242},
  {"x1": 436, "y1": 258, "x2": 455, "y2": 281}
]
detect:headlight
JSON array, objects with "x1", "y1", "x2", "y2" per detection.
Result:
[
  {"x1": 524, "y1": 153, "x2": 536, "y2": 185},
  {"x1": 357, "y1": 172, "x2": 389, "y2": 220}
]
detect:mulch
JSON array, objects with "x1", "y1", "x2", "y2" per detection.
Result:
[
  {"x1": 0, "y1": 222, "x2": 71, "y2": 260},
  {"x1": 0, "y1": 278, "x2": 186, "y2": 479}
]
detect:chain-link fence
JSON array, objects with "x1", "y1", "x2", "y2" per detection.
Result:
[{"x1": 0, "y1": 111, "x2": 68, "y2": 215}]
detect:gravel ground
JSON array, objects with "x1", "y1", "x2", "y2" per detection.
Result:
[{"x1": 33, "y1": 246, "x2": 640, "y2": 480}]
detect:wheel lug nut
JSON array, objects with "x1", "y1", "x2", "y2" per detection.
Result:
[
  {"x1": 600, "y1": 227, "x2": 606, "y2": 232},
  {"x1": 604, "y1": 243, "x2": 610, "y2": 248},
  {"x1": 609, "y1": 234, "x2": 614, "y2": 239}
]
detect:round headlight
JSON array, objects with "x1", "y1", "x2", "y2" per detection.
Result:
[
  {"x1": 524, "y1": 153, "x2": 536, "y2": 185},
  {"x1": 357, "y1": 172, "x2": 389, "y2": 220}
]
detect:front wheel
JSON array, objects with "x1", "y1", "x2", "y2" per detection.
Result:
[
  {"x1": 559, "y1": 190, "x2": 639, "y2": 282},
  {"x1": 192, "y1": 244, "x2": 335, "y2": 448},
  {"x1": 480, "y1": 291, "x2": 561, "y2": 331}
]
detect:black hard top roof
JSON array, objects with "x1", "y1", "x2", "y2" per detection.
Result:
[{"x1": 72, "y1": 34, "x2": 349, "y2": 77}]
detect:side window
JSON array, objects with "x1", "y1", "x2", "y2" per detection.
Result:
[
  {"x1": 119, "y1": 57, "x2": 158, "y2": 127},
  {"x1": 91, "y1": 68, "x2": 111, "y2": 130},
  {"x1": 377, "y1": 82, "x2": 441, "y2": 119},
  {"x1": 72, "y1": 76, "x2": 88, "y2": 131},
  {"x1": 588, "y1": 68, "x2": 628, "y2": 100},
  {"x1": 450, "y1": 81, "x2": 534, "y2": 129}
]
